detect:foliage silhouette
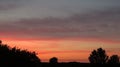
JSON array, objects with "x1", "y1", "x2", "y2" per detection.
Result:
[
  {"x1": 49, "y1": 57, "x2": 58, "y2": 64},
  {"x1": 0, "y1": 40, "x2": 41, "y2": 67},
  {"x1": 0, "y1": 40, "x2": 2, "y2": 44},
  {"x1": 108, "y1": 55, "x2": 119, "y2": 64},
  {"x1": 0, "y1": 40, "x2": 120, "y2": 67},
  {"x1": 89, "y1": 48, "x2": 108, "y2": 64}
]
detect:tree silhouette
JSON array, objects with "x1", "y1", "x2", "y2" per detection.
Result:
[
  {"x1": 0, "y1": 40, "x2": 41, "y2": 67},
  {"x1": 0, "y1": 40, "x2": 2, "y2": 44},
  {"x1": 89, "y1": 48, "x2": 108, "y2": 64},
  {"x1": 49, "y1": 57, "x2": 58, "y2": 64},
  {"x1": 108, "y1": 55, "x2": 119, "y2": 64}
]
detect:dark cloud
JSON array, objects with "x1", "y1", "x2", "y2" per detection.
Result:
[
  {"x1": 0, "y1": 0, "x2": 25, "y2": 11},
  {"x1": 0, "y1": 4, "x2": 17, "y2": 11},
  {"x1": 0, "y1": 7, "x2": 120, "y2": 40}
]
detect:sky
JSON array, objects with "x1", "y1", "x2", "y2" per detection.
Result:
[{"x1": 0, "y1": 0, "x2": 120, "y2": 62}]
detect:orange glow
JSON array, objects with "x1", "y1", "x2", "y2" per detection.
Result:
[
  {"x1": 1, "y1": 37, "x2": 120, "y2": 62},
  {"x1": 1, "y1": 37, "x2": 120, "y2": 44},
  {"x1": 38, "y1": 51, "x2": 90, "y2": 62}
]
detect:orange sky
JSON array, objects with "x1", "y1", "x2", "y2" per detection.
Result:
[
  {"x1": 0, "y1": 0, "x2": 120, "y2": 63},
  {"x1": 1, "y1": 38, "x2": 120, "y2": 62}
]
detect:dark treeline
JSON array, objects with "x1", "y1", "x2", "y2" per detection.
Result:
[
  {"x1": 0, "y1": 40, "x2": 40, "y2": 67},
  {"x1": 0, "y1": 40, "x2": 120, "y2": 67}
]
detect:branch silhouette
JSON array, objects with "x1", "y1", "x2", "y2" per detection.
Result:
[
  {"x1": 88, "y1": 48, "x2": 108, "y2": 64},
  {"x1": 0, "y1": 40, "x2": 41, "y2": 67},
  {"x1": 108, "y1": 55, "x2": 119, "y2": 64}
]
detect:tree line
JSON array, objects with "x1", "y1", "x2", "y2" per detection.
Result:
[
  {"x1": 89, "y1": 48, "x2": 119, "y2": 64},
  {"x1": 0, "y1": 40, "x2": 119, "y2": 67},
  {"x1": 0, "y1": 40, "x2": 40, "y2": 67}
]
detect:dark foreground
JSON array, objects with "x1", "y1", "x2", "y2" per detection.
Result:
[
  {"x1": 0, "y1": 62, "x2": 120, "y2": 67},
  {"x1": 41, "y1": 63, "x2": 120, "y2": 67}
]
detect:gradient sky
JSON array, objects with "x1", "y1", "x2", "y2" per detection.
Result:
[{"x1": 0, "y1": 0, "x2": 120, "y2": 62}]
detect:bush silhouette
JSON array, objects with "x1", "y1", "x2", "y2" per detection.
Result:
[
  {"x1": 108, "y1": 55, "x2": 119, "y2": 64},
  {"x1": 0, "y1": 40, "x2": 41, "y2": 67},
  {"x1": 89, "y1": 48, "x2": 108, "y2": 64},
  {"x1": 49, "y1": 57, "x2": 58, "y2": 64}
]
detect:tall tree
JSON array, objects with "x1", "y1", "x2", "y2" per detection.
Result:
[
  {"x1": 108, "y1": 55, "x2": 119, "y2": 64},
  {"x1": 89, "y1": 48, "x2": 108, "y2": 64}
]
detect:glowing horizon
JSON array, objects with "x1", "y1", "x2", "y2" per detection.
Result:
[
  {"x1": 1, "y1": 38, "x2": 120, "y2": 62},
  {"x1": 0, "y1": 0, "x2": 120, "y2": 62}
]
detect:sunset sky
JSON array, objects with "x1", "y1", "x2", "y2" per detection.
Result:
[{"x1": 0, "y1": 0, "x2": 120, "y2": 62}]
